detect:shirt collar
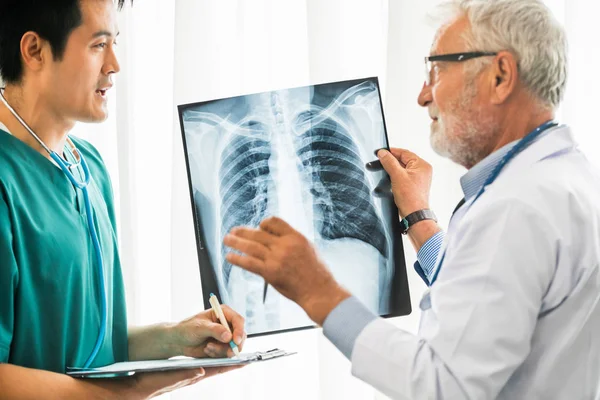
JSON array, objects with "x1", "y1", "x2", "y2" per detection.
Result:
[
  {"x1": 459, "y1": 139, "x2": 519, "y2": 200},
  {"x1": 459, "y1": 122, "x2": 559, "y2": 200}
]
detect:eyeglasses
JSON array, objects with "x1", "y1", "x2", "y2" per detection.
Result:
[{"x1": 424, "y1": 51, "x2": 498, "y2": 86}]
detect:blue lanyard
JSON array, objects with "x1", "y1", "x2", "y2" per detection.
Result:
[{"x1": 429, "y1": 120, "x2": 559, "y2": 286}]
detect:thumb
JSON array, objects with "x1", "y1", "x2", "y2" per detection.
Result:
[
  {"x1": 377, "y1": 149, "x2": 407, "y2": 179},
  {"x1": 203, "y1": 321, "x2": 233, "y2": 343},
  {"x1": 389, "y1": 148, "x2": 423, "y2": 169}
]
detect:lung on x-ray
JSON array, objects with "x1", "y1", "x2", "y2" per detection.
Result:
[{"x1": 178, "y1": 77, "x2": 411, "y2": 336}]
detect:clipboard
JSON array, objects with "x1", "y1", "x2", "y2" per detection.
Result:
[{"x1": 66, "y1": 348, "x2": 295, "y2": 379}]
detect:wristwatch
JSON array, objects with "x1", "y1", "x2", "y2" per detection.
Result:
[{"x1": 399, "y1": 209, "x2": 437, "y2": 234}]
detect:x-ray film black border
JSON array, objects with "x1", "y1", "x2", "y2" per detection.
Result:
[
  {"x1": 244, "y1": 314, "x2": 407, "y2": 339},
  {"x1": 177, "y1": 104, "x2": 223, "y2": 310},
  {"x1": 373, "y1": 77, "x2": 413, "y2": 318}
]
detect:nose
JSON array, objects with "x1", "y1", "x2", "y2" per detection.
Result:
[
  {"x1": 418, "y1": 81, "x2": 432, "y2": 108},
  {"x1": 103, "y1": 46, "x2": 121, "y2": 76}
]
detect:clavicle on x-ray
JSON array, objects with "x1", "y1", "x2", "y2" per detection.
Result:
[{"x1": 178, "y1": 77, "x2": 410, "y2": 336}]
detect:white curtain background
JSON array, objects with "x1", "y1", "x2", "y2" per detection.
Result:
[{"x1": 68, "y1": 0, "x2": 599, "y2": 398}]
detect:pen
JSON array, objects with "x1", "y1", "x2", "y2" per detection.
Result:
[
  {"x1": 263, "y1": 280, "x2": 268, "y2": 303},
  {"x1": 208, "y1": 293, "x2": 240, "y2": 357}
]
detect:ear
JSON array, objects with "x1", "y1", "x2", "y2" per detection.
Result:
[
  {"x1": 489, "y1": 50, "x2": 518, "y2": 105},
  {"x1": 20, "y1": 31, "x2": 50, "y2": 74}
]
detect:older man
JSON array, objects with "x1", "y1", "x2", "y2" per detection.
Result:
[{"x1": 224, "y1": 0, "x2": 600, "y2": 399}]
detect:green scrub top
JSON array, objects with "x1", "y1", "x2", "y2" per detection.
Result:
[{"x1": 0, "y1": 127, "x2": 128, "y2": 372}]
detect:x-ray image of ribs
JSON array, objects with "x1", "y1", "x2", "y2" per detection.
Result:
[
  {"x1": 292, "y1": 110, "x2": 388, "y2": 259},
  {"x1": 182, "y1": 79, "x2": 392, "y2": 333}
]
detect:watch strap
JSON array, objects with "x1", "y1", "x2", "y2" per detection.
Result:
[{"x1": 400, "y1": 209, "x2": 437, "y2": 234}]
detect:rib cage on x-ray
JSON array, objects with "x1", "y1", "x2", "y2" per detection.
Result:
[
  {"x1": 293, "y1": 111, "x2": 387, "y2": 258},
  {"x1": 219, "y1": 125, "x2": 273, "y2": 286},
  {"x1": 218, "y1": 124, "x2": 277, "y2": 326},
  {"x1": 180, "y1": 78, "x2": 402, "y2": 334}
]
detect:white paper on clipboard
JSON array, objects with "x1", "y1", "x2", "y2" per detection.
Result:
[{"x1": 66, "y1": 348, "x2": 295, "y2": 379}]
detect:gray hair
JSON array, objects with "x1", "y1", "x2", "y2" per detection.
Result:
[{"x1": 434, "y1": 0, "x2": 568, "y2": 109}]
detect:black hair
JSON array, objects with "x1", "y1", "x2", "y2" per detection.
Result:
[{"x1": 0, "y1": 0, "x2": 132, "y2": 84}]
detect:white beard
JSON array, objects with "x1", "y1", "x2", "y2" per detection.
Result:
[{"x1": 429, "y1": 83, "x2": 498, "y2": 168}]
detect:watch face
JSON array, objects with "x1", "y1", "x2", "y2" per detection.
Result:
[
  {"x1": 179, "y1": 76, "x2": 411, "y2": 337},
  {"x1": 400, "y1": 218, "x2": 409, "y2": 234}
]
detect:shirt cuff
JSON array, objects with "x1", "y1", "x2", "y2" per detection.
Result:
[
  {"x1": 322, "y1": 296, "x2": 378, "y2": 360},
  {"x1": 416, "y1": 230, "x2": 445, "y2": 279},
  {"x1": 413, "y1": 261, "x2": 430, "y2": 286}
]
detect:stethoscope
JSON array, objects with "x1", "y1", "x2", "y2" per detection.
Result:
[
  {"x1": 0, "y1": 89, "x2": 107, "y2": 368},
  {"x1": 429, "y1": 119, "x2": 559, "y2": 286}
]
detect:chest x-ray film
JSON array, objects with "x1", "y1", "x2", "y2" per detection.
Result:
[{"x1": 178, "y1": 77, "x2": 411, "y2": 336}]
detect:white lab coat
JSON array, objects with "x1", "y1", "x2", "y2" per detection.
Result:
[{"x1": 351, "y1": 126, "x2": 600, "y2": 399}]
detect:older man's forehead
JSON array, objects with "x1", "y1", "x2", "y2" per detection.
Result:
[{"x1": 429, "y1": 15, "x2": 470, "y2": 56}]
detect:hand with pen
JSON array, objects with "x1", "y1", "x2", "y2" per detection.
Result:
[
  {"x1": 170, "y1": 306, "x2": 246, "y2": 361},
  {"x1": 122, "y1": 304, "x2": 247, "y2": 398}
]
